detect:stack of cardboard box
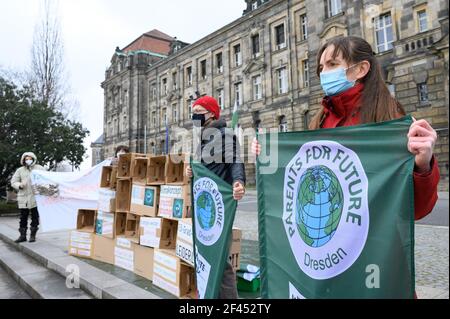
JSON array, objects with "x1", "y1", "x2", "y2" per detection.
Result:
[{"x1": 68, "y1": 153, "x2": 242, "y2": 299}]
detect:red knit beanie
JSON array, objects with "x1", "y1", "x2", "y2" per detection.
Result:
[{"x1": 193, "y1": 96, "x2": 221, "y2": 120}]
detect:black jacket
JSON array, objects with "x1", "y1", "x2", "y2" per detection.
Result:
[{"x1": 195, "y1": 119, "x2": 246, "y2": 186}]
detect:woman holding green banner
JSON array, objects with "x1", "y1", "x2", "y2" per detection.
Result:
[
  {"x1": 186, "y1": 95, "x2": 246, "y2": 299},
  {"x1": 253, "y1": 35, "x2": 439, "y2": 222}
]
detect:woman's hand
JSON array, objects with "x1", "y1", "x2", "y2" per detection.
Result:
[
  {"x1": 251, "y1": 128, "x2": 263, "y2": 157},
  {"x1": 407, "y1": 118, "x2": 437, "y2": 173},
  {"x1": 233, "y1": 181, "x2": 245, "y2": 201},
  {"x1": 251, "y1": 138, "x2": 261, "y2": 157},
  {"x1": 185, "y1": 165, "x2": 193, "y2": 178}
]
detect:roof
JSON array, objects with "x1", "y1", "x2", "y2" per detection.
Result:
[
  {"x1": 91, "y1": 134, "x2": 104, "y2": 145},
  {"x1": 122, "y1": 29, "x2": 175, "y2": 56}
]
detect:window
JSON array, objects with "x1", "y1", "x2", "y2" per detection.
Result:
[
  {"x1": 172, "y1": 72, "x2": 177, "y2": 90},
  {"x1": 302, "y1": 60, "x2": 309, "y2": 88},
  {"x1": 325, "y1": 0, "x2": 342, "y2": 18},
  {"x1": 277, "y1": 67, "x2": 288, "y2": 94},
  {"x1": 200, "y1": 60, "x2": 207, "y2": 80},
  {"x1": 162, "y1": 78, "x2": 168, "y2": 96},
  {"x1": 234, "y1": 44, "x2": 242, "y2": 67},
  {"x1": 252, "y1": 34, "x2": 260, "y2": 57},
  {"x1": 152, "y1": 111, "x2": 156, "y2": 127},
  {"x1": 217, "y1": 89, "x2": 224, "y2": 110},
  {"x1": 279, "y1": 116, "x2": 288, "y2": 132},
  {"x1": 387, "y1": 84, "x2": 396, "y2": 97},
  {"x1": 275, "y1": 24, "x2": 286, "y2": 49},
  {"x1": 234, "y1": 82, "x2": 243, "y2": 106},
  {"x1": 418, "y1": 83, "x2": 429, "y2": 103},
  {"x1": 187, "y1": 99, "x2": 193, "y2": 118},
  {"x1": 216, "y1": 53, "x2": 223, "y2": 73},
  {"x1": 374, "y1": 13, "x2": 394, "y2": 53},
  {"x1": 300, "y1": 14, "x2": 308, "y2": 40},
  {"x1": 162, "y1": 108, "x2": 167, "y2": 124},
  {"x1": 253, "y1": 75, "x2": 262, "y2": 100},
  {"x1": 172, "y1": 104, "x2": 178, "y2": 123},
  {"x1": 151, "y1": 84, "x2": 156, "y2": 101},
  {"x1": 418, "y1": 10, "x2": 428, "y2": 32},
  {"x1": 186, "y1": 66, "x2": 192, "y2": 86}
]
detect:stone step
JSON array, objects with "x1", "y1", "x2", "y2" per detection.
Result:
[
  {"x1": 0, "y1": 224, "x2": 162, "y2": 299},
  {"x1": 0, "y1": 239, "x2": 92, "y2": 299}
]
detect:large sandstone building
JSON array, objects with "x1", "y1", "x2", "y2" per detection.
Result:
[{"x1": 95, "y1": 0, "x2": 449, "y2": 188}]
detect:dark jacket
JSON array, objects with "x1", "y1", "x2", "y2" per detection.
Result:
[{"x1": 195, "y1": 119, "x2": 246, "y2": 186}]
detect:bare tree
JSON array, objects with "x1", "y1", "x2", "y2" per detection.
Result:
[{"x1": 30, "y1": 0, "x2": 76, "y2": 119}]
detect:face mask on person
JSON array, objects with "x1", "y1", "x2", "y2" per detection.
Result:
[
  {"x1": 25, "y1": 159, "x2": 33, "y2": 166},
  {"x1": 117, "y1": 151, "x2": 126, "y2": 157},
  {"x1": 192, "y1": 113, "x2": 208, "y2": 127},
  {"x1": 320, "y1": 63, "x2": 360, "y2": 97}
]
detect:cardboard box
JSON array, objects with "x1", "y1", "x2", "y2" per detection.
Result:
[
  {"x1": 117, "y1": 153, "x2": 147, "y2": 179},
  {"x1": 158, "y1": 185, "x2": 191, "y2": 220},
  {"x1": 131, "y1": 157, "x2": 148, "y2": 185},
  {"x1": 116, "y1": 179, "x2": 132, "y2": 212},
  {"x1": 97, "y1": 188, "x2": 116, "y2": 213},
  {"x1": 147, "y1": 155, "x2": 167, "y2": 185},
  {"x1": 114, "y1": 212, "x2": 127, "y2": 237},
  {"x1": 130, "y1": 184, "x2": 160, "y2": 217},
  {"x1": 100, "y1": 166, "x2": 118, "y2": 189},
  {"x1": 230, "y1": 228, "x2": 242, "y2": 252},
  {"x1": 175, "y1": 219, "x2": 194, "y2": 266},
  {"x1": 134, "y1": 245, "x2": 154, "y2": 281},
  {"x1": 95, "y1": 211, "x2": 115, "y2": 238},
  {"x1": 114, "y1": 237, "x2": 136, "y2": 272},
  {"x1": 153, "y1": 249, "x2": 196, "y2": 298},
  {"x1": 125, "y1": 213, "x2": 140, "y2": 244},
  {"x1": 165, "y1": 153, "x2": 189, "y2": 185},
  {"x1": 69, "y1": 230, "x2": 94, "y2": 259},
  {"x1": 139, "y1": 217, "x2": 177, "y2": 249},
  {"x1": 92, "y1": 234, "x2": 115, "y2": 264},
  {"x1": 76, "y1": 209, "x2": 96, "y2": 233},
  {"x1": 228, "y1": 228, "x2": 242, "y2": 272}
]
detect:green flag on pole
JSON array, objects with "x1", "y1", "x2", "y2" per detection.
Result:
[
  {"x1": 257, "y1": 116, "x2": 415, "y2": 299},
  {"x1": 231, "y1": 101, "x2": 239, "y2": 130},
  {"x1": 191, "y1": 159, "x2": 238, "y2": 299}
]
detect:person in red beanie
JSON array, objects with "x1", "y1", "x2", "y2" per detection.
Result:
[{"x1": 186, "y1": 95, "x2": 246, "y2": 299}]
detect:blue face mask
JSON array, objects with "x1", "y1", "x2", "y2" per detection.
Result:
[{"x1": 320, "y1": 64, "x2": 359, "y2": 97}]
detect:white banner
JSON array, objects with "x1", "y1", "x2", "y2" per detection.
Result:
[{"x1": 30, "y1": 160, "x2": 110, "y2": 232}]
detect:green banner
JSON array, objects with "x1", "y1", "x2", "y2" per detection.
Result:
[
  {"x1": 257, "y1": 116, "x2": 415, "y2": 299},
  {"x1": 191, "y1": 160, "x2": 238, "y2": 299}
]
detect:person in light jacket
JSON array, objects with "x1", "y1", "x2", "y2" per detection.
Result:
[{"x1": 11, "y1": 152, "x2": 45, "y2": 243}]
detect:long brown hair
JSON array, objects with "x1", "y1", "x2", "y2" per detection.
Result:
[{"x1": 309, "y1": 36, "x2": 405, "y2": 130}]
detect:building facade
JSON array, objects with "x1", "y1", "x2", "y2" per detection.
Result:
[{"x1": 100, "y1": 0, "x2": 449, "y2": 189}]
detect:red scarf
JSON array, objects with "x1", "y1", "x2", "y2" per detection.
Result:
[{"x1": 321, "y1": 83, "x2": 364, "y2": 128}]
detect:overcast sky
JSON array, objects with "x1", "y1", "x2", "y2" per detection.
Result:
[{"x1": 0, "y1": 0, "x2": 245, "y2": 170}]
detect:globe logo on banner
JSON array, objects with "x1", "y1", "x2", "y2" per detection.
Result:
[
  {"x1": 283, "y1": 141, "x2": 369, "y2": 280},
  {"x1": 172, "y1": 199, "x2": 184, "y2": 218},
  {"x1": 196, "y1": 192, "x2": 216, "y2": 231},
  {"x1": 144, "y1": 189, "x2": 154, "y2": 207},
  {"x1": 193, "y1": 177, "x2": 224, "y2": 246},
  {"x1": 296, "y1": 166, "x2": 343, "y2": 248}
]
